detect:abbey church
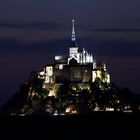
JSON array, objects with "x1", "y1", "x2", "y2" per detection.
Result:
[{"x1": 38, "y1": 20, "x2": 110, "y2": 96}]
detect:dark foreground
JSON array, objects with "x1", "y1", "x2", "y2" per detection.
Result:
[{"x1": 0, "y1": 112, "x2": 140, "y2": 139}]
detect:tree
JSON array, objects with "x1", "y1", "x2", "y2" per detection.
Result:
[{"x1": 56, "y1": 80, "x2": 72, "y2": 111}]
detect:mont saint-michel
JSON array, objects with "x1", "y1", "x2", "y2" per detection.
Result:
[{"x1": 1, "y1": 20, "x2": 140, "y2": 116}]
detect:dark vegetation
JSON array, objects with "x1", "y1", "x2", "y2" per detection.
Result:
[{"x1": 1, "y1": 71, "x2": 140, "y2": 116}]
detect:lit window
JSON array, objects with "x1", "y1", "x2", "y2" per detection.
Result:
[{"x1": 59, "y1": 64, "x2": 63, "y2": 70}]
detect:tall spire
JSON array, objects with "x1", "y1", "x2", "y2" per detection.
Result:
[{"x1": 71, "y1": 19, "x2": 76, "y2": 41}]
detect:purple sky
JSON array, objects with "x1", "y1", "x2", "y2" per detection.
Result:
[{"x1": 0, "y1": 0, "x2": 140, "y2": 105}]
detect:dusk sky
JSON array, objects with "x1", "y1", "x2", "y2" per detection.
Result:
[{"x1": 0, "y1": 0, "x2": 140, "y2": 105}]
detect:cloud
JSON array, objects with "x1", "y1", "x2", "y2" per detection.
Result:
[
  {"x1": 0, "y1": 23, "x2": 20, "y2": 28},
  {"x1": 0, "y1": 21, "x2": 140, "y2": 59},
  {"x1": 93, "y1": 28, "x2": 140, "y2": 32},
  {"x1": 0, "y1": 38, "x2": 69, "y2": 57},
  {"x1": 0, "y1": 21, "x2": 67, "y2": 30},
  {"x1": 78, "y1": 24, "x2": 140, "y2": 32},
  {"x1": 1, "y1": 21, "x2": 140, "y2": 32},
  {"x1": 78, "y1": 37, "x2": 140, "y2": 58},
  {"x1": 0, "y1": 36, "x2": 140, "y2": 59}
]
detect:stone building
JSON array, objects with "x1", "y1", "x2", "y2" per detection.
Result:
[{"x1": 38, "y1": 20, "x2": 110, "y2": 95}]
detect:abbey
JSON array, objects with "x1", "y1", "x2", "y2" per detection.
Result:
[
  {"x1": 3, "y1": 20, "x2": 138, "y2": 116},
  {"x1": 38, "y1": 20, "x2": 110, "y2": 95}
]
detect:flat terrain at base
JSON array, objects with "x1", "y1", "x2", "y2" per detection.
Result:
[{"x1": 0, "y1": 112, "x2": 139, "y2": 139}]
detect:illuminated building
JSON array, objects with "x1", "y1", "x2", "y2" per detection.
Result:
[{"x1": 38, "y1": 19, "x2": 110, "y2": 95}]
